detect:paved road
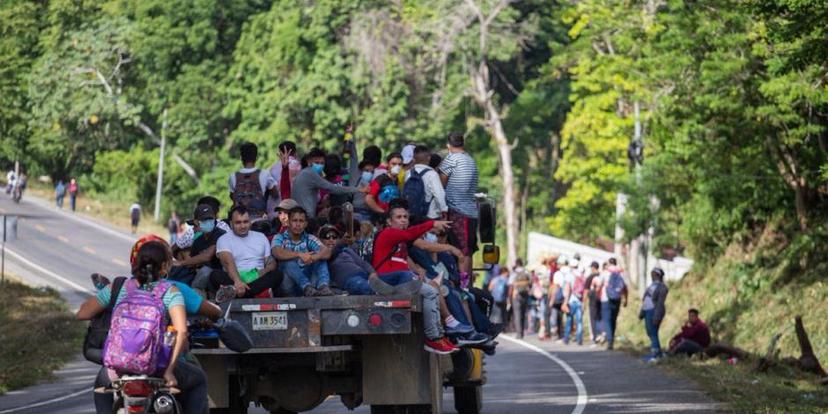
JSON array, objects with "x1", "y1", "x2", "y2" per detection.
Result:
[{"x1": 0, "y1": 192, "x2": 720, "y2": 414}]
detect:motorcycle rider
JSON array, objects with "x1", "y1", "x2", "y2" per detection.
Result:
[{"x1": 78, "y1": 235, "x2": 218, "y2": 414}]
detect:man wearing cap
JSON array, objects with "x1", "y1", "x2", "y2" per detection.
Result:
[
  {"x1": 170, "y1": 204, "x2": 227, "y2": 290},
  {"x1": 317, "y1": 225, "x2": 386, "y2": 295},
  {"x1": 271, "y1": 206, "x2": 334, "y2": 296},
  {"x1": 561, "y1": 257, "x2": 586, "y2": 345}
]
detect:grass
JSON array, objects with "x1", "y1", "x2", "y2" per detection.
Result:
[
  {"x1": 0, "y1": 278, "x2": 84, "y2": 394},
  {"x1": 610, "y1": 219, "x2": 828, "y2": 413},
  {"x1": 25, "y1": 182, "x2": 170, "y2": 239}
]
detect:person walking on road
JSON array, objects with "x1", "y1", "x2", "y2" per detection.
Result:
[
  {"x1": 488, "y1": 267, "x2": 510, "y2": 324},
  {"x1": 584, "y1": 261, "x2": 603, "y2": 344},
  {"x1": 562, "y1": 258, "x2": 586, "y2": 345},
  {"x1": 68, "y1": 178, "x2": 79, "y2": 211},
  {"x1": 129, "y1": 202, "x2": 141, "y2": 234},
  {"x1": 168, "y1": 212, "x2": 180, "y2": 245},
  {"x1": 599, "y1": 258, "x2": 628, "y2": 350},
  {"x1": 55, "y1": 179, "x2": 66, "y2": 209},
  {"x1": 508, "y1": 259, "x2": 530, "y2": 339},
  {"x1": 640, "y1": 267, "x2": 669, "y2": 360}
]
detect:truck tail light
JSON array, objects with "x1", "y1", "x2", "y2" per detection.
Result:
[{"x1": 368, "y1": 313, "x2": 383, "y2": 327}]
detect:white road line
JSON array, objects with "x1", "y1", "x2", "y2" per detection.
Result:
[
  {"x1": 3, "y1": 247, "x2": 93, "y2": 294},
  {"x1": 0, "y1": 387, "x2": 89, "y2": 414},
  {"x1": 500, "y1": 334, "x2": 588, "y2": 414}
]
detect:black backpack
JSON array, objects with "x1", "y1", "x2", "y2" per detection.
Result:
[
  {"x1": 82, "y1": 277, "x2": 126, "y2": 364},
  {"x1": 403, "y1": 167, "x2": 431, "y2": 219}
]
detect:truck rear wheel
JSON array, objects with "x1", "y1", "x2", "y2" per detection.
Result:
[{"x1": 454, "y1": 385, "x2": 482, "y2": 414}]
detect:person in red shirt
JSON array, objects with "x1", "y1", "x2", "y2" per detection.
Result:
[
  {"x1": 365, "y1": 152, "x2": 404, "y2": 215},
  {"x1": 668, "y1": 308, "x2": 711, "y2": 356},
  {"x1": 369, "y1": 199, "x2": 457, "y2": 354}
]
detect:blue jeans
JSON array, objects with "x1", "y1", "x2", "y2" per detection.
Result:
[
  {"x1": 643, "y1": 309, "x2": 662, "y2": 355},
  {"x1": 377, "y1": 270, "x2": 417, "y2": 286},
  {"x1": 343, "y1": 271, "x2": 374, "y2": 295},
  {"x1": 564, "y1": 298, "x2": 583, "y2": 344},
  {"x1": 602, "y1": 299, "x2": 622, "y2": 346},
  {"x1": 378, "y1": 271, "x2": 442, "y2": 340},
  {"x1": 280, "y1": 259, "x2": 331, "y2": 293},
  {"x1": 444, "y1": 287, "x2": 490, "y2": 332}
]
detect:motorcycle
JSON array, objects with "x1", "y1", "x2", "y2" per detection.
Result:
[{"x1": 109, "y1": 375, "x2": 180, "y2": 414}]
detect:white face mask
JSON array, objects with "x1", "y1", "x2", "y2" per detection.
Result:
[
  {"x1": 390, "y1": 165, "x2": 401, "y2": 176},
  {"x1": 424, "y1": 233, "x2": 438, "y2": 243}
]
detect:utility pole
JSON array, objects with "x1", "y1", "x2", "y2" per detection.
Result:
[{"x1": 153, "y1": 109, "x2": 167, "y2": 222}]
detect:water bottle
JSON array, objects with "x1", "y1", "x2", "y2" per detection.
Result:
[{"x1": 163, "y1": 326, "x2": 176, "y2": 348}]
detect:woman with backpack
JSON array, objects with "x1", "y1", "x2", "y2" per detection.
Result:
[{"x1": 77, "y1": 240, "x2": 208, "y2": 414}]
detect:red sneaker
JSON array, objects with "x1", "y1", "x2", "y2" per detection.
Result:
[{"x1": 425, "y1": 337, "x2": 459, "y2": 355}]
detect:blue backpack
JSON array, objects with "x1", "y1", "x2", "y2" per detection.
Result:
[
  {"x1": 403, "y1": 167, "x2": 431, "y2": 218},
  {"x1": 491, "y1": 277, "x2": 508, "y2": 303},
  {"x1": 606, "y1": 272, "x2": 626, "y2": 300}
]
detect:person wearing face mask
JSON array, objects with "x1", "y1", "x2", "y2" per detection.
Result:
[
  {"x1": 170, "y1": 204, "x2": 227, "y2": 292},
  {"x1": 291, "y1": 147, "x2": 366, "y2": 221},
  {"x1": 365, "y1": 152, "x2": 404, "y2": 219},
  {"x1": 352, "y1": 160, "x2": 376, "y2": 221}
]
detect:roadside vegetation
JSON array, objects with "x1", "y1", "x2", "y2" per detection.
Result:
[
  {"x1": 616, "y1": 218, "x2": 828, "y2": 413},
  {"x1": 0, "y1": 278, "x2": 84, "y2": 394}
]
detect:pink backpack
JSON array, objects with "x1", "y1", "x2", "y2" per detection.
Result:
[
  {"x1": 572, "y1": 274, "x2": 586, "y2": 299},
  {"x1": 103, "y1": 279, "x2": 172, "y2": 375}
]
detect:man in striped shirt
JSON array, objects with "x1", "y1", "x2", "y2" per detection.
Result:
[{"x1": 438, "y1": 132, "x2": 479, "y2": 274}]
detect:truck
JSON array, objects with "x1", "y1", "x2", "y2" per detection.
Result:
[{"x1": 194, "y1": 198, "x2": 499, "y2": 414}]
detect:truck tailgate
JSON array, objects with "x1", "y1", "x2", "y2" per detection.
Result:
[{"x1": 227, "y1": 295, "x2": 419, "y2": 348}]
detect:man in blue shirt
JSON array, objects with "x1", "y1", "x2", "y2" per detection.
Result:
[{"x1": 271, "y1": 207, "x2": 334, "y2": 296}]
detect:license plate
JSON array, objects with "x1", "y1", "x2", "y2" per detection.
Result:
[{"x1": 251, "y1": 312, "x2": 288, "y2": 331}]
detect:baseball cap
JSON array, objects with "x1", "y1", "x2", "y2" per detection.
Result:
[
  {"x1": 186, "y1": 204, "x2": 216, "y2": 225},
  {"x1": 401, "y1": 144, "x2": 416, "y2": 165},
  {"x1": 275, "y1": 198, "x2": 300, "y2": 212},
  {"x1": 317, "y1": 225, "x2": 341, "y2": 239}
]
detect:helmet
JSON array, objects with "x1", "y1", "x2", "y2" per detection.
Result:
[{"x1": 130, "y1": 234, "x2": 169, "y2": 271}]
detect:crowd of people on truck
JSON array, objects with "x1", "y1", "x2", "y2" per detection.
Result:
[
  {"x1": 490, "y1": 254, "x2": 711, "y2": 362},
  {"x1": 72, "y1": 131, "x2": 502, "y2": 414}
]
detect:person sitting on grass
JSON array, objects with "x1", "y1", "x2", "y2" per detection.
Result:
[
  {"x1": 271, "y1": 206, "x2": 334, "y2": 296},
  {"x1": 668, "y1": 308, "x2": 711, "y2": 357}
]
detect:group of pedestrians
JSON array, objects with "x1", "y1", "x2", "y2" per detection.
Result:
[
  {"x1": 492, "y1": 256, "x2": 712, "y2": 362},
  {"x1": 54, "y1": 178, "x2": 80, "y2": 211},
  {"x1": 495, "y1": 255, "x2": 629, "y2": 349}
]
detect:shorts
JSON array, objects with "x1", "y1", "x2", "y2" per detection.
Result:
[{"x1": 447, "y1": 210, "x2": 478, "y2": 256}]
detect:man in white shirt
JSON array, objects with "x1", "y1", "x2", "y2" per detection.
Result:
[
  {"x1": 408, "y1": 145, "x2": 448, "y2": 219},
  {"x1": 212, "y1": 205, "x2": 283, "y2": 299},
  {"x1": 228, "y1": 142, "x2": 277, "y2": 219}
]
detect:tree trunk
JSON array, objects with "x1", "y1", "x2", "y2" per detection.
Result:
[{"x1": 795, "y1": 316, "x2": 826, "y2": 376}]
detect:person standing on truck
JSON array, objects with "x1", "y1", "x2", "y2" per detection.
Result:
[
  {"x1": 212, "y1": 205, "x2": 285, "y2": 300},
  {"x1": 371, "y1": 198, "x2": 459, "y2": 355},
  {"x1": 365, "y1": 152, "x2": 404, "y2": 217},
  {"x1": 438, "y1": 132, "x2": 479, "y2": 275},
  {"x1": 271, "y1": 206, "x2": 335, "y2": 296},
  {"x1": 268, "y1": 141, "x2": 301, "y2": 218},
  {"x1": 229, "y1": 142, "x2": 277, "y2": 219},
  {"x1": 291, "y1": 147, "x2": 364, "y2": 221}
]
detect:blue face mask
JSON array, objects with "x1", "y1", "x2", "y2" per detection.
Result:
[
  {"x1": 311, "y1": 163, "x2": 325, "y2": 175},
  {"x1": 361, "y1": 171, "x2": 373, "y2": 184},
  {"x1": 200, "y1": 219, "x2": 216, "y2": 233}
]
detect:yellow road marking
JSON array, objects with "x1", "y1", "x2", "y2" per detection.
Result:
[
  {"x1": 111, "y1": 258, "x2": 127, "y2": 266},
  {"x1": 83, "y1": 246, "x2": 96, "y2": 254},
  {"x1": 35, "y1": 224, "x2": 46, "y2": 232},
  {"x1": 58, "y1": 236, "x2": 69, "y2": 243}
]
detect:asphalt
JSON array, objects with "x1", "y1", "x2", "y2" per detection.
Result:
[{"x1": 0, "y1": 191, "x2": 721, "y2": 414}]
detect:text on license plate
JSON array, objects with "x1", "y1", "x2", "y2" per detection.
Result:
[{"x1": 251, "y1": 312, "x2": 288, "y2": 331}]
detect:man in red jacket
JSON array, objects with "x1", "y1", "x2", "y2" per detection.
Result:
[
  {"x1": 370, "y1": 199, "x2": 458, "y2": 354},
  {"x1": 668, "y1": 308, "x2": 711, "y2": 356}
]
